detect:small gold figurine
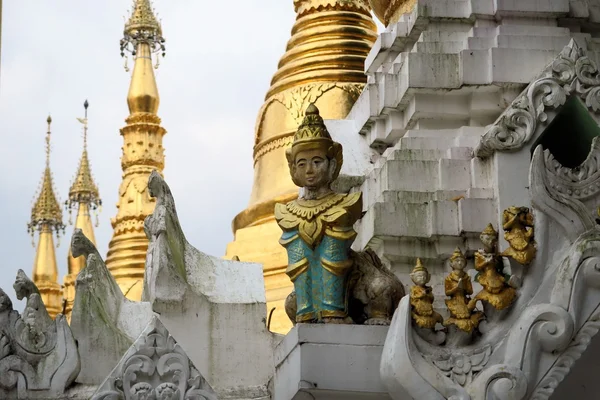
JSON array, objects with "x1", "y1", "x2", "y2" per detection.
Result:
[
  {"x1": 443, "y1": 248, "x2": 483, "y2": 333},
  {"x1": 409, "y1": 259, "x2": 443, "y2": 329},
  {"x1": 471, "y1": 224, "x2": 516, "y2": 311},
  {"x1": 501, "y1": 206, "x2": 536, "y2": 265}
]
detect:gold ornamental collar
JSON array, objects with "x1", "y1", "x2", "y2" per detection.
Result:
[{"x1": 285, "y1": 193, "x2": 347, "y2": 221}]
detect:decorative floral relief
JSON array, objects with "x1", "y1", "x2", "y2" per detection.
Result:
[
  {"x1": 428, "y1": 345, "x2": 492, "y2": 386},
  {"x1": 92, "y1": 316, "x2": 217, "y2": 400},
  {"x1": 476, "y1": 39, "x2": 600, "y2": 158}
]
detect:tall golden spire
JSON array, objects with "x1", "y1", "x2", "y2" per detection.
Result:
[
  {"x1": 27, "y1": 116, "x2": 65, "y2": 319},
  {"x1": 63, "y1": 100, "x2": 102, "y2": 321},
  {"x1": 106, "y1": 0, "x2": 166, "y2": 300},
  {"x1": 226, "y1": 0, "x2": 376, "y2": 334}
]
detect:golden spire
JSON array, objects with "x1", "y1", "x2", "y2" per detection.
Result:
[
  {"x1": 226, "y1": 0, "x2": 376, "y2": 334},
  {"x1": 106, "y1": 0, "x2": 167, "y2": 300},
  {"x1": 27, "y1": 116, "x2": 64, "y2": 319},
  {"x1": 63, "y1": 100, "x2": 102, "y2": 321}
]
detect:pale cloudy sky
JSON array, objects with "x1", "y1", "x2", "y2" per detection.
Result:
[{"x1": 0, "y1": 0, "x2": 302, "y2": 305}]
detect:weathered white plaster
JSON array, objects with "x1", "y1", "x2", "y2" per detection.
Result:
[
  {"x1": 274, "y1": 324, "x2": 391, "y2": 400},
  {"x1": 69, "y1": 229, "x2": 154, "y2": 385},
  {"x1": 142, "y1": 171, "x2": 274, "y2": 399}
]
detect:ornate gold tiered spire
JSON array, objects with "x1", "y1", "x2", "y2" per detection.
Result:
[
  {"x1": 27, "y1": 116, "x2": 65, "y2": 319},
  {"x1": 63, "y1": 100, "x2": 102, "y2": 321},
  {"x1": 226, "y1": 0, "x2": 376, "y2": 334},
  {"x1": 106, "y1": 0, "x2": 166, "y2": 300}
]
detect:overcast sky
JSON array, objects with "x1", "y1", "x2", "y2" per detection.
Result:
[{"x1": 0, "y1": 0, "x2": 305, "y2": 307}]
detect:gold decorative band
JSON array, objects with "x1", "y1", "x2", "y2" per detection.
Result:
[
  {"x1": 321, "y1": 258, "x2": 353, "y2": 276},
  {"x1": 279, "y1": 234, "x2": 299, "y2": 246},
  {"x1": 296, "y1": 311, "x2": 316, "y2": 322},
  {"x1": 320, "y1": 309, "x2": 348, "y2": 318},
  {"x1": 286, "y1": 258, "x2": 309, "y2": 282},
  {"x1": 253, "y1": 134, "x2": 294, "y2": 163},
  {"x1": 325, "y1": 227, "x2": 358, "y2": 241}
]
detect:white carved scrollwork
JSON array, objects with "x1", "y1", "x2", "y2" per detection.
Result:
[
  {"x1": 530, "y1": 144, "x2": 598, "y2": 242},
  {"x1": 531, "y1": 308, "x2": 600, "y2": 399},
  {"x1": 92, "y1": 316, "x2": 217, "y2": 400},
  {"x1": 476, "y1": 39, "x2": 600, "y2": 158}
]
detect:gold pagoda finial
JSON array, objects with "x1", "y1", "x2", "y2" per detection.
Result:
[
  {"x1": 63, "y1": 100, "x2": 102, "y2": 321},
  {"x1": 120, "y1": 0, "x2": 165, "y2": 71},
  {"x1": 67, "y1": 100, "x2": 102, "y2": 224},
  {"x1": 28, "y1": 116, "x2": 65, "y2": 244},
  {"x1": 106, "y1": 1, "x2": 168, "y2": 300},
  {"x1": 28, "y1": 116, "x2": 64, "y2": 319}
]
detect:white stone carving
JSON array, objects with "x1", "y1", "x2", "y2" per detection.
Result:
[
  {"x1": 70, "y1": 229, "x2": 154, "y2": 385},
  {"x1": 380, "y1": 102, "x2": 600, "y2": 399},
  {"x1": 476, "y1": 39, "x2": 600, "y2": 158},
  {"x1": 142, "y1": 171, "x2": 273, "y2": 398},
  {"x1": 0, "y1": 271, "x2": 80, "y2": 399},
  {"x1": 91, "y1": 315, "x2": 217, "y2": 400},
  {"x1": 530, "y1": 141, "x2": 600, "y2": 242}
]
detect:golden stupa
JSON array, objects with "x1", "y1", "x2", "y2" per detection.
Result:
[
  {"x1": 63, "y1": 100, "x2": 102, "y2": 322},
  {"x1": 28, "y1": 116, "x2": 66, "y2": 319},
  {"x1": 105, "y1": 0, "x2": 167, "y2": 299},
  {"x1": 226, "y1": 0, "x2": 377, "y2": 333}
]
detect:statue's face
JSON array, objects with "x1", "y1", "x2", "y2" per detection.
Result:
[
  {"x1": 451, "y1": 257, "x2": 466, "y2": 271},
  {"x1": 411, "y1": 271, "x2": 429, "y2": 286},
  {"x1": 293, "y1": 148, "x2": 331, "y2": 190},
  {"x1": 480, "y1": 234, "x2": 497, "y2": 250}
]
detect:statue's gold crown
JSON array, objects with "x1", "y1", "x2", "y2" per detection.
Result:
[
  {"x1": 292, "y1": 104, "x2": 334, "y2": 146},
  {"x1": 286, "y1": 104, "x2": 343, "y2": 184},
  {"x1": 481, "y1": 223, "x2": 497, "y2": 236},
  {"x1": 411, "y1": 258, "x2": 427, "y2": 274},
  {"x1": 449, "y1": 247, "x2": 465, "y2": 261}
]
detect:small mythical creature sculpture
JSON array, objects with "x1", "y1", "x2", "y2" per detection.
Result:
[
  {"x1": 501, "y1": 206, "x2": 536, "y2": 265},
  {"x1": 275, "y1": 104, "x2": 363, "y2": 324},
  {"x1": 0, "y1": 271, "x2": 80, "y2": 398},
  {"x1": 347, "y1": 248, "x2": 405, "y2": 325},
  {"x1": 470, "y1": 224, "x2": 517, "y2": 311},
  {"x1": 443, "y1": 248, "x2": 483, "y2": 334},
  {"x1": 13, "y1": 270, "x2": 54, "y2": 346},
  {"x1": 409, "y1": 258, "x2": 443, "y2": 329}
]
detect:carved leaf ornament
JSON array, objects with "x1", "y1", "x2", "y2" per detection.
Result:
[
  {"x1": 476, "y1": 40, "x2": 600, "y2": 158},
  {"x1": 92, "y1": 317, "x2": 217, "y2": 400}
]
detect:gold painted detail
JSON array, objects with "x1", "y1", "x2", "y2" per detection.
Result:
[
  {"x1": 321, "y1": 258, "x2": 353, "y2": 276},
  {"x1": 255, "y1": 83, "x2": 364, "y2": 146},
  {"x1": 500, "y1": 206, "x2": 536, "y2": 266},
  {"x1": 368, "y1": 0, "x2": 417, "y2": 26},
  {"x1": 294, "y1": 0, "x2": 371, "y2": 16},
  {"x1": 409, "y1": 258, "x2": 443, "y2": 329},
  {"x1": 443, "y1": 248, "x2": 483, "y2": 334},
  {"x1": 253, "y1": 135, "x2": 294, "y2": 164},
  {"x1": 471, "y1": 224, "x2": 518, "y2": 311},
  {"x1": 275, "y1": 192, "x2": 362, "y2": 247},
  {"x1": 286, "y1": 258, "x2": 309, "y2": 282}
]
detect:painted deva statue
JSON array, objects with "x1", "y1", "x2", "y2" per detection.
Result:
[{"x1": 275, "y1": 104, "x2": 363, "y2": 324}]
